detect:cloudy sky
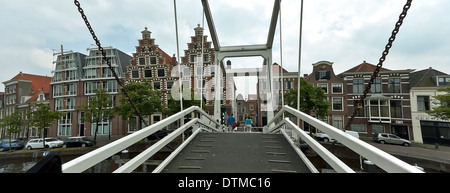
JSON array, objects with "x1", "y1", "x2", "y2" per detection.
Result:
[{"x1": 1, "y1": 0, "x2": 449, "y2": 96}]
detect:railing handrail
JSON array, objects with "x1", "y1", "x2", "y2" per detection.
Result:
[
  {"x1": 267, "y1": 105, "x2": 424, "y2": 173},
  {"x1": 62, "y1": 106, "x2": 220, "y2": 173}
]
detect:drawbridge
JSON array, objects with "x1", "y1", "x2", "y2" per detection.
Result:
[
  {"x1": 61, "y1": 105, "x2": 423, "y2": 173},
  {"x1": 58, "y1": 0, "x2": 422, "y2": 173}
]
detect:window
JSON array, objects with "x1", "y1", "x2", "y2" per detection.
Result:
[
  {"x1": 39, "y1": 94, "x2": 45, "y2": 101},
  {"x1": 353, "y1": 79, "x2": 364, "y2": 93},
  {"x1": 351, "y1": 123, "x2": 366, "y2": 133},
  {"x1": 370, "y1": 78, "x2": 382, "y2": 93},
  {"x1": 190, "y1": 55, "x2": 197, "y2": 63},
  {"x1": 318, "y1": 84, "x2": 328, "y2": 94},
  {"x1": 316, "y1": 71, "x2": 330, "y2": 80},
  {"x1": 55, "y1": 97, "x2": 76, "y2": 110},
  {"x1": 372, "y1": 124, "x2": 385, "y2": 134},
  {"x1": 210, "y1": 65, "x2": 215, "y2": 75},
  {"x1": 332, "y1": 83, "x2": 343, "y2": 94},
  {"x1": 91, "y1": 114, "x2": 111, "y2": 135},
  {"x1": 438, "y1": 77, "x2": 450, "y2": 86},
  {"x1": 158, "y1": 69, "x2": 165, "y2": 77},
  {"x1": 152, "y1": 114, "x2": 161, "y2": 124},
  {"x1": 196, "y1": 66, "x2": 204, "y2": 76},
  {"x1": 150, "y1": 57, "x2": 157, "y2": 65},
  {"x1": 332, "y1": 97, "x2": 343, "y2": 111},
  {"x1": 144, "y1": 69, "x2": 152, "y2": 78},
  {"x1": 154, "y1": 82, "x2": 161, "y2": 90},
  {"x1": 285, "y1": 81, "x2": 294, "y2": 90},
  {"x1": 182, "y1": 80, "x2": 190, "y2": 91},
  {"x1": 368, "y1": 99, "x2": 390, "y2": 122},
  {"x1": 196, "y1": 79, "x2": 205, "y2": 89},
  {"x1": 85, "y1": 68, "x2": 98, "y2": 79},
  {"x1": 103, "y1": 81, "x2": 118, "y2": 93},
  {"x1": 388, "y1": 78, "x2": 401, "y2": 93},
  {"x1": 131, "y1": 70, "x2": 139, "y2": 79},
  {"x1": 332, "y1": 116, "x2": 344, "y2": 130},
  {"x1": 58, "y1": 112, "x2": 72, "y2": 136},
  {"x1": 417, "y1": 96, "x2": 430, "y2": 111},
  {"x1": 139, "y1": 57, "x2": 145, "y2": 65},
  {"x1": 390, "y1": 100, "x2": 402, "y2": 118},
  {"x1": 128, "y1": 117, "x2": 138, "y2": 132},
  {"x1": 203, "y1": 54, "x2": 209, "y2": 62},
  {"x1": 167, "y1": 81, "x2": 174, "y2": 89},
  {"x1": 183, "y1": 67, "x2": 191, "y2": 77}
]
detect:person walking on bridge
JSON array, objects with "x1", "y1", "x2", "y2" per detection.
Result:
[
  {"x1": 245, "y1": 115, "x2": 253, "y2": 132},
  {"x1": 227, "y1": 113, "x2": 236, "y2": 132}
]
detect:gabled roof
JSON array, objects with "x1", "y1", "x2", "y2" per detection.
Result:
[
  {"x1": 9, "y1": 72, "x2": 53, "y2": 103},
  {"x1": 340, "y1": 61, "x2": 391, "y2": 74},
  {"x1": 410, "y1": 67, "x2": 449, "y2": 88}
]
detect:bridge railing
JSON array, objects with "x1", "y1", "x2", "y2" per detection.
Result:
[
  {"x1": 266, "y1": 105, "x2": 424, "y2": 173},
  {"x1": 62, "y1": 106, "x2": 221, "y2": 173}
]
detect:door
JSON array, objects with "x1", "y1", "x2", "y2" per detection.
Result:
[
  {"x1": 392, "y1": 125, "x2": 409, "y2": 140},
  {"x1": 36, "y1": 139, "x2": 44, "y2": 149}
]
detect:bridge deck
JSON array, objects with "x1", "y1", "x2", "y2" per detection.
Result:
[{"x1": 161, "y1": 132, "x2": 311, "y2": 173}]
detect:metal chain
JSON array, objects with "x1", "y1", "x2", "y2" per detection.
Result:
[
  {"x1": 344, "y1": 0, "x2": 412, "y2": 130},
  {"x1": 73, "y1": 0, "x2": 149, "y2": 127}
]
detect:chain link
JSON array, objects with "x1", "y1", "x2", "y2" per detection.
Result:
[
  {"x1": 345, "y1": 0, "x2": 413, "y2": 130},
  {"x1": 73, "y1": 0, "x2": 149, "y2": 127}
]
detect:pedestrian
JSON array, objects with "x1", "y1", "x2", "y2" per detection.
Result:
[
  {"x1": 245, "y1": 115, "x2": 253, "y2": 133},
  {"x1": 227, "y1": 113, "x2": 236, "y2": 132}
]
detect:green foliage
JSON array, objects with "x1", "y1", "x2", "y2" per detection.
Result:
[
  {"x1": 0, "y1": 110, "x2": 24, "y2": 150},
  {"x1": 426, "y1": 86, "x2": 450, "y2": 120},
  {"x1": 29, "y1": 103, "x2": 63, "y2": 135},
  {"x1": 114, "y1": 81, "x2": 162, "y2": 129},
  {"x1": 163, "y1": 90, "x2": 205, "y2": 116},
  {"x1": 77, "y1": 89, "x2": 115, "y2": 143},
  {"x1": 284, "y1": 78, "x2": 330, "y2": 119},
  {"x1": 29, "y1": 103, "x2": 63, "y2": 148}
]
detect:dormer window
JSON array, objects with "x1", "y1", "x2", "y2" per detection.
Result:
[
  {"x1": 438, "y1": 77, "x2": 450, "y2": 86},
  {"x1": 39, "y1": 93, "x2": 45, "y2": 101}
]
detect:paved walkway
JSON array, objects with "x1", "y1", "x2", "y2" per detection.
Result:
[{"x1": 161, "y1": 132, "x2": 311, "y2": 173}]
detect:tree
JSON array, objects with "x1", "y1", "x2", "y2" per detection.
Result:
[
  {"x1": 77, "y1": 89, "x2": 115, "y2": 144},
  {"x1": 284, "y1": 77, "x2": 330, "y2": 119},
  {"x1": 163, "y1": 89, "x2": 206, "y2": 116},
  {"x1": 115, "y1": 81, "x2": 162, "y2": 130},
  {"x1": 426, "y1": 86, "x2": 450, "y2": 120},
  {"x1": 29, "y1": 103, "x2": 63, "y2": 148},
  {"x1": 0, "y1": 111, "x2": 24, "y2": 151}
]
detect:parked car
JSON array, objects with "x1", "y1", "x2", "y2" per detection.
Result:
[
  {"x1": 0, "y1": 139, "x2": 25, "y2": 151},
  {"x1": 373, "y1": 133, "x2": 411, "y2": 147},
  {"x1": 314, "y1": 130, "x2": 360, "y2": 143},
  {"x1": 63, "y1": 136, "x2": 93, "y2": 148},
  {"x1": 314, "y1": 132, "x2": 334, "y2": 143},
  {"x1": 25, "y1": 138, "x2": 64, "y2": 150}
]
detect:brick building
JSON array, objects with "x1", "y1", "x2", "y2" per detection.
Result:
[
  {"x1": 338, "y1": 61, "x2": 414, "y2": 139},
  {"x1": 48, "y1": 47, "x2": 131, "y2": 140},
  {"x1": 305, "y1": 61, "x2": 346, "y2": 131},
  {"x1": 1, "y1": 72, "x2": 53, "y2": 139},
  {"x1": 124, "y1": 27, "x2": 176, "y2": 130}
]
